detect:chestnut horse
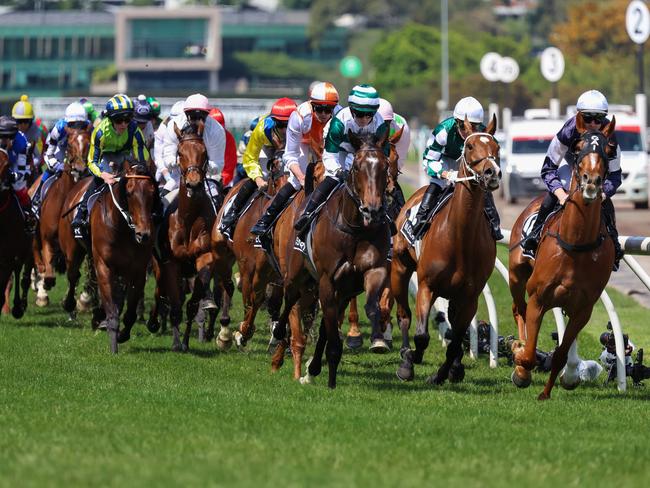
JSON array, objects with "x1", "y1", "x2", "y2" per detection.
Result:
[
  {"x1": 155, "y1": 125, "x2": 220, "y2": 352},
  {"x1": 0, "y1": 148, "x2": 32, "y2": 318},
  {"x1": 509, "y1": 114, "x2": 616, "y2": 400},
  {"x1": 32, "y1": 128, "x2": 90, "y2": 303},
  {"x1": 391, "y1": 116, "x2": 501, "y2": 385},
  {"x1": 272, "y1": 131, "x2": 392, "y2": 388},
  {"x1": 90, "y1": 162, "x2": 157, "y2": 353}
]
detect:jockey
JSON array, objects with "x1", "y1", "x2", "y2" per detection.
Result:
[
  {"x1": 293, "y1": 84, "x2": 389, "y2": 235},
  {"x1": 208, "y1": 108, "x2": 237, "y2": 189},
  {"x1": 154, "y1": 100, "x2": 185, "y2": 192},
  {"x1": 521, "y1": 89, "x2": 624, "y2": 269},
  {"x1": 378, "y1": 97, "x2": 410, "y2": 214},
  {"x1": 411, "y1": 96, "x2": 503, "y2": 240},
  {"x1": 12, "y1": 95, "x2": 44, "y2": 173},
  {"x1": 234, "y1": 117, "x2": 259, "y2": 185},
  {"x1": 251, "y1": 82, "x2": 340, "y2": 236},
  {"x1": 161, "y1": 93, "x2": 226, "y2": 192},
  {"x1": 79, "y1": 97, "x2": 100, "y2": 127},
  {"x1": 218, "y1": 97, "x2": 297, "y2": 236},
  {"x1": 146, "y1": 96, "x2": 163, "y2": 131},
  {"x1": 32, "y1": 102, "x2": 90, "y2": 212},
  {"x1": 133, "y1": 96, "x2": 155, "y2": 149},
  {"x1": 71, "y1": 94, "x2": 150, "y2": 238},
  {"x1": 0, "y1": 115, "x2": 35, "y2": 233}
]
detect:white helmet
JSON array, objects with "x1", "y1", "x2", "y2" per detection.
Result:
[
  {"x1": 453, "y1": 96, "x2": 484, "y2": 124},
  {"x1": 64, "y1": 102, "x2": 87, "y2": 123},
  {"x1": 170, "y1": 100, "x2": 185, "y2": 118},
  {"x1": 378, "y1": 98, "x2": 394, "y2": 121},
  {"x1": 184, "y1": 93, "x2": 211, "y2": 112},
  {"x1": 576, "y1": 90, "x2": 608, "y2": 114}
]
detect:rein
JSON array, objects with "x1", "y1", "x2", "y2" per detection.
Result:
[
  {"x1": 107, "y1": 174, "x2": 152, "y2": 232},
  {"x1": 456, "y1": 132, "x2": 499, "y2": 186}
]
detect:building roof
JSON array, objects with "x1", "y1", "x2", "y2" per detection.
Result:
[{"x1": 0, "y1": 10, "x2": 114, "y2": 26}]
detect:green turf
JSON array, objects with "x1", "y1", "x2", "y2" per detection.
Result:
[{"x1": 1, "y1": 260, "x2": 649, "y2": 487}]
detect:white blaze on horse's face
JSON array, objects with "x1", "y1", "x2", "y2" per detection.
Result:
[{"x1": 580, "y1": 152, "x2": 603, "y2": 203}]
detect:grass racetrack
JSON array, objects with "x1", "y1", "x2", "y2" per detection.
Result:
[{"x1": 2, "y1": 247, "x2": 650, "y2": 487}]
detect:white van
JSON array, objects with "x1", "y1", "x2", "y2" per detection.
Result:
[{"x1": 503, "y1": 113, "x2": 648, "y2": 208}]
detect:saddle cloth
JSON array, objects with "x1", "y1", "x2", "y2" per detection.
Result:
[{"x1": 400, "y1": 187, "x2": 454, "y2": 258}]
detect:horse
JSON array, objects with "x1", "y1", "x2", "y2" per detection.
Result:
[
  {"x1": 90, "y1": 161, "x2": 157, "y2": 353},
  {"x1": 390, "y1": 115, "x2": 501, "y2": 385},
  {"x1": 0, "y1": 148, "x2": 32, "y2": 318},
  {"x1": 32, "y1": 127, "x2": 90, "y2": 306},
  {"x1": 509, "y1": 114, "x2": 616, "y2": 400},
  {"x1": 271, "y1": 130, "x2": 392, "y2": 388},
  {"x1": 154, "y1": 124, "x2": 221, "y2": 352}
]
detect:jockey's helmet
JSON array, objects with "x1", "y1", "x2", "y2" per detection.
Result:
[
  {"x1": 184, "y1": 93, "x2": 211, "y2": 113},
  {"x1": 309, "y1": 82, "x2": 339, "y2": 106},
  {"x1": 0, "y1": 116, "x2": 18, "y2": 138},
  {"x1": 270, "y1": 98, "x2": 297, "y2": 121},
  {"x1": 453, "y1": 97, "x2": 484, "y2": 124},
  {"x1": 64, "y1": 102, "x2": 88, "y2": 123},
  {"x1": 146, "y1": 96, "x2": 161, "y2": 117},
  {"x1": 12, "y1": 95, "x2": 35, "y2": 121},
  {"x1": 378, "y1": 98, "x2": 394, "y2": 121},
  {"x1": 169, "y1": 100, "x2": 185, "y2": 118},
  {"x1": 134, "y1": 100, "x2": 152, "y2": 123},
  {"x1": 576, "y1": 90, "x2": 608, "y2": 114},
  {"x1": 348, "y1": 84, "x2": 380, "y2": 113},
  {"x1": 105, "y1": 94, "x2": 134, "y2": 119},
  {"x1": 208, "y1": 108, "x2": 226, "y2": 128},
  {"x1": 79, "y1": 98, "x2": 98, "y2": 122}
]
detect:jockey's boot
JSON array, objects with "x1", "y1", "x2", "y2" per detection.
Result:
[
  {"x1": 388, "y1": 182, "x2": 406, "y2": 219},
  {"x1": 15, "y1": 188, "x2": 36, "y2": 235},
  {"x1": 30, "y1": 172, "x2": 49, "y2": 215},
  {"x1": 411, "y1": 183, "x2": 442, "y2": 240},
  {"x1": 603, "y1": 198, "x2": 624, "y2": 271},
  {"x1": 484, "y1": 192, "x2": 503, "y2": 240},
  {"x1": 293, "y1": 176, "x2": 339, "y2": 237},
  {"x1": 72, "y1": 178, "x2": 100, "y2": 240},
  {"x1": 251, "y1": 182, "x2": 296, "y2": 236},
  {"x1": 521, "y1": 192, "x2": 557, "y2": 253},
  {"x1": 218, "y1": 178, "x2": 257, "y2": 235}
]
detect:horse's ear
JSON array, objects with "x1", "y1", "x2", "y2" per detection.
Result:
[
  {"x1": 602, "y1": 114, "x2": 616, "y2": 139},
  {"x1": 463, "y1": 115, "x2": 473, "y2": 135},
  {"x1": 174, "y1": 121, "x2": 182, "y2": 140},
  {"x1": 390, "y1": 126, "x2": 404, "y2": 145},
  {"x1": 575, "y1": 112, "x2": 587, "y2": 134},
  {"x1": 348, "y1": 129, "x2": 363, "y2": 151},
  {"x1": 485, "y1": 113, "x2": 497, "y2": 135},
  {"x1": 375, "y1": 125, "x2": 389, "y2": 150},
  {"x1": 196, "y1": 119, "x2": 205, "y2": 138}
]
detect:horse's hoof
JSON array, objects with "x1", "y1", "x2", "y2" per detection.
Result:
[
  {"x1": 537, "y1": 392, "x2": 550, "y2": 401},
  {"x1": 68, "y1": 311, "x2": 77, "y2": 322},
  {"x1": 346, "y1": 334, "x2": 363, "y2": 350},
  {"x1": 234, "y1": 331, "x2": 247, "y2": 352},
  {"x1": 117, "y1": 330, "x2": 131, "y2": 344},
  {"x1": 307, "y1": 357, "x2": 322, "y2": 377},
  {"x1": 299, "y1": 374, "x2": 313, "y2": 385},
  {"x1": 369, "y1": 338, "x2": 390, "y2": 354},
  {"x1": 146, "y1": 318, "x2": 160, "y2": 334},
  {"x1": 181, "y1": 343, "x2": 189, "y2": 353},
  {"x1": 448, "y1": 363, "x2": 465, "y2": 383},
  {"x1": 201, "y1": 298, "x2": 217, "y2": 310},
  {"x1": 411, "y1": 349, "x2": 424, "y2": 365},
  {"x1": 399, "y1": 347, "x2": 410, "y2": 360},
  {"x1": 396, "y1": 361, "x2": 414, "y2": 382},
  {"x1": 44, "y1": 277, "x2": 56, "y2": 290},
  {"x1": 426, "y1": 373, "x2": 446, "y2": 386},
  {"x1": 560, "y1": 372, "x2": 581, "y2": 391},
  {"x1": 35, "y1": 296, "x2": 49, "y2": 308},
  {"x1": 511, "y1": 367, "x2": 532, "y2": 389},
  {"x1": 216, "y1": 328, "x2": 233, "y2": 351},
  {"x1": 11, "y1": 306, "x2": 25, "y2": 319},
  {"x1": 267, "y1": 336, "x2": 279, "y2": 354},
  {"x1": 171, "y1": 343, "x2": 183, "y2": 352},
  {"x1": 97, "y1": 321, "x2": 108, "y2": 331},
  {"x1": 385, "y1": 340, "x2": 393, "y2": 350},
  {"x1": 198, "y1": 326, "x2": 207, "y2": 343}
]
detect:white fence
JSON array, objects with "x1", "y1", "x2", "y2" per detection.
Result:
[{"x1": 408, "y1": 230, "x2": 650, "y2": 392}]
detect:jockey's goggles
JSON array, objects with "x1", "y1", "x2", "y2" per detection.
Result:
[
  {"x1": 186, "y1": 110, "x2": 208, "y2": 122},
  {"x1": 16, "y1": 119, "x2": 33, "y2": 127},
  {"x1": 581, "y1": 112, "x2": 606, "y2": 124},
  {"x1": 312, "y1": 104, "x2": 334, "y2": 114},
  {"x1": 67, "y1": 121, "x2": 87, "y2": 130},
  {"x1": 351, "y1": 109, "x2": 374, "y2": 120},
  {"x1": 456, "y1": 119, "x2": 481, "y2": 131},
  {"x1": 111, "y1": 114, "x2": 133, "y2": 124},
  {"x1": 273, "y1": 118, "x2": 288, "y2": 128}
]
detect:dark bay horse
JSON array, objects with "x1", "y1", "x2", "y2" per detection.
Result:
[
  {"x1": 32, "y1": 128, "x2": 89, "y2": 304},
  {"x1": 509, "y1": 114, "x2": 616, "y2": 400},
  {"x1": 272, "y1": 131, "x2": 392, "y2": 388},
  {"x1": 155, "y1": 125, "x2": 220, "y2": 352},
  {"x1": 90, "y1": 162, "x2": 157, "y2": 352},
  {"x1": 0, "y1": 148, "x2": 32, "y2": 318},
  {"x1": 391, "y1": 115, "x2": 501, "y2": 385}
]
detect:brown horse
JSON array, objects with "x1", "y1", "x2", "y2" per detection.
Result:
[
  {"x1": 0, "y1": 148, "x2": 32, "y2": 318},
  {"x1": 32, "y1": 128, "x2": 90, "y2": 303},
  {"x1": 155, "y1": 124, "x2": 220, "y2": 352},
  {"x1": 509, "y1": 114, "x2": 616, "y2": 400},
  {"x1": 391, "y1": 116, "x2": 501, "y2": 385},
  {"x1": 90, "y1": 162, "x2": 157, "y2": 352},
  {"x1": 271, "y1": 131, "x2": 392, "y2": 388}
]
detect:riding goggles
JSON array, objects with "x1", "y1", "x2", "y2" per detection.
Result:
[
  {"x1": 312, "y1": 104, "x2": 334, "y2": 114},
  {"x1": 186, "y1": 110, "x2": 208, "y2": 122},
  {"x1": 581, "y1": 112, "x2": 606, "y2": 124},
  {"x1": 273, "y1": 118, "x2": 288, "y2": 128},
  {"x1": 111, "y1": 114, "x2": 133, "y2": 124},
  {"x1": 67, "y1": 121, "x2": 87, "y2": 130},
  {"x1": 351, "y1": 109, "x2": 374, "y2": 120}
]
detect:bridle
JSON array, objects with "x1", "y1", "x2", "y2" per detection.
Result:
[
  {"x1": 178, "y1": 134, "x2": 208, "y2": 183},
  {"x1": 107, "y1": 168, "x2": 154, "y2": 234},
  {"x1": 342, "y1": 147, "x2": 388, "y2": 228},
  {"x1": 457, "y1": 132, "x2": 500, "y2": 189},
  {"x1": 571, "y1": 130, "x2": 609, "y2": 195}
]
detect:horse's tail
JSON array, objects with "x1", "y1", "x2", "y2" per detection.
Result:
[{"x1": 304, "y1": 162, "x2": 315, "y2": 196}]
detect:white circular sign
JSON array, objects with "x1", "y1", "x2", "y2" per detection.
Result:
[
  {"x1": 499, "y1": 57, "x2": 519, "y2": 83},
  {"x1": 540, "y1": 47, "x2": 565, "y2": 82},
  {"x1": 480, "y1": 52, "x2": 502, "y2": 82},
  {"x1": 626, "y1": 0, "x2": 650, "y2": 44}
]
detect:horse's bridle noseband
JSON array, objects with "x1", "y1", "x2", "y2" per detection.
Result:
[
  {"x1": 456, "y1": 132, "x2": 500, "y2": 189},
  {"x1": 178, "y1": 135, "x2": 208, "y2": 181},
  {"x1": 571, "y1": 130, "x2": 609, "y2": 194}
]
